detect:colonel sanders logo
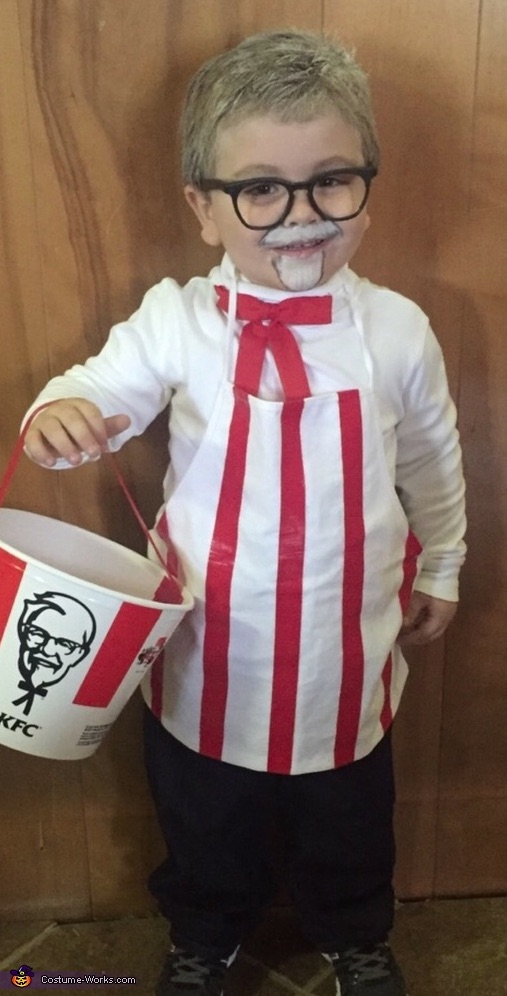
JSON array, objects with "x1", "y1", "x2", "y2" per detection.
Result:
[{"x1": 12, "y1": 591, "x2": 97, "y2": 716}]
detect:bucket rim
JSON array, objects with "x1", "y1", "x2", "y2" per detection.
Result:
[{"x1": 0, "y1": 507, "x2": 193, "y2": 613}]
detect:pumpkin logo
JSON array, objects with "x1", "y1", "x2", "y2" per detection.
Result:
[{"x1": 10, "y1": 964, "x2": 34, "y2": 987}]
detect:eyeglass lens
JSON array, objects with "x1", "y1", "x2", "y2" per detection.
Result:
[{"x1": 236, "y1": 172, "x2": 369, "y2": 228}]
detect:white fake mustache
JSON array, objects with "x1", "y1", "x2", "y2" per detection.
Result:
[{"x1": 260, "y1": 219, "x2": 342, "y2": 249}]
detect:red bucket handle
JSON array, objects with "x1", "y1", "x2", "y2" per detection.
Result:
[{"x1": 0, "y1": 404, "x2": 183, "y2": 604}]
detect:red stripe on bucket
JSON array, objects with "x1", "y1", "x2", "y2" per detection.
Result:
[
  {"x1": 73, "y1": 602, "x2": 162, "y2": 708},
  {"x1": 0, "y1": 550, "x2": 27, "y2": 641}
]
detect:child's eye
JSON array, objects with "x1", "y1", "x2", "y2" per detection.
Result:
[
  {"x1": 316, "y1": 172, "x2": 356, "y2": 188},
  {"x1": 240, "y1": 181, "x2": 282, "y2": 199}
]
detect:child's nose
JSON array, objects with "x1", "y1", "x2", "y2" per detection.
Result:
[{"x1": 285, "y1": 188, "x2": 319, "y2": 225}]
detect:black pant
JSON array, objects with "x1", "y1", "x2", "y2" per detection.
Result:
[{"x1": 144, "y1": 707, "x2": 396, "y2": 958}]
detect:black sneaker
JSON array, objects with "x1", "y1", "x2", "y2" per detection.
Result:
[
  {"x1": 323, "y1": 942, "x2": 407, "y2": 995},
  {"x1": 155, "y1": 946, "x2": 235, "y2": 995}
]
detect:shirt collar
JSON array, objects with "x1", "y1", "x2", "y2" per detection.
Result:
[{"x1": 212, "y1": 252, "x2": 354, "y2": 303}]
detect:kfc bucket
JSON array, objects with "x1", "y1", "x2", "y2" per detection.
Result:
[{"x1": 0, "y1": 434, "x2": 192, "y2": 760}]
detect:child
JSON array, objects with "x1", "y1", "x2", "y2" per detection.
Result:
[{"x1": 23, "y1": 29, "x2": 466, "y2": 996}]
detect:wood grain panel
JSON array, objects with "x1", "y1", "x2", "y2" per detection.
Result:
[
  {"x1": 0, "y1": 0, "x2": 59, "y2": 514},
  {"x1": 323, "y1": 0, "x2": 480, "y2": 897},
  {"x1": 17, "y1": 0, "x2": 162, "y2": 542},
  {"x1": 0, "y1": 748, "x2": 91, "y2": 920},
  {"x1": 436, "y1": 797, "x2": 507, "y2": 897},
  {"x1": 0, "y1": 0, "x2": 90, "y2": 921},
  {"x1": 324, "y1": 0, "x2": 479, "y2": 381},
  {"x1": 435, "y1": 0, "x2": 507, "y2": 895}
]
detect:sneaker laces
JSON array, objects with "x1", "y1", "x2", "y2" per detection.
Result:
[
  {"x1": 164, "y1": 948, "x2": 229, "y2": 991},
  {"x1": 328, "y1": 943, "x2": 394, "y2": 984}
]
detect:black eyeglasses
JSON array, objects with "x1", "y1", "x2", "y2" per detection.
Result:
[{"x1": 199, "y1": 166, "x2": 377, "y2": 231}]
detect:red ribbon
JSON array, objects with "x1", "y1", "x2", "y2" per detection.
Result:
[{"x1": 215, "y1": 285, "x2": 333, "y2": 399}]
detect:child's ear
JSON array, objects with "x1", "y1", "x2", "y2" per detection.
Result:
[{"x1": 184, "y1": 186, "x2": 223, "y2": 247}]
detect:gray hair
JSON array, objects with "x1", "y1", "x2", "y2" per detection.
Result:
[{"x1": 181, "y1": 29, "x2": 380, "y2": 186}]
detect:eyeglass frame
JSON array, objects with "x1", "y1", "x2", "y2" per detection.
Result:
[{"x1": 198, "y1": 165, "x2": 378, "y2": 231}]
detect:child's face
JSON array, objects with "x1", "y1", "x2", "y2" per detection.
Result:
[{"x1": 185, "y1": 112, "x2": 371, "y2": 291}]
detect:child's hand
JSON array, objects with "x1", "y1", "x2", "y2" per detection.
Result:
[
  {"x1": 23, "y1": 399, "x2": 131, "y2": 468},
  {"x1": 398, "y1": 590, "x2": 457, "y2": 646}
]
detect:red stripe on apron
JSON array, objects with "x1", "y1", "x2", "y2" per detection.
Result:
[
  {"x1": 0, "y1": 550, "x2": 26, "y2": 641},
  {"x1": 380, "y1": 653, "x2": 393, "y2": 730},
  {"x1": 73, "y1": 602, "x2": 162, "y2": 707},
  {"x1": 380, "y1": 532, "x2": 422, "y2": 732},
  {"x1": 335, "y1": 390, "x2": 365, "y2": 767},
  {"x1": 399, "y1": 530, "x2": 423, "y2": 616},
  {"x1": 199, "y1": 388, "x2": 250, "y2": 758},
  {"x1": 380, "y1": 531, "x2": 422, "y2": 728},
  {"x1": 267, "y1": 399, "x2": 306, "y2": 773}
]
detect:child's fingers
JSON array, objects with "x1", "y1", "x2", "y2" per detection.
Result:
[
  {"x1": 104, "y1": 413, "x2": 131, "y2": 439},
  {"x1": 23, "y1": 431, "x2": 61, "y2": 467},
  {"x1": 398, "y1": 596, "x2": 457, "y2": 646},
  {"x1": 25, "y1": 413, "x2": 96, "y2": 466},
  {"x1": 24, "y1": 400, "x2": 110, "y2": 466}
]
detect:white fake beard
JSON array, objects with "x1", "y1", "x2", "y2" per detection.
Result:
[
  {"x1": 262, "y1": 220, "x2": 341, "y2": 292},
  {"x1": 272, "y1": 251, "x2": 324, "y2": 291}
]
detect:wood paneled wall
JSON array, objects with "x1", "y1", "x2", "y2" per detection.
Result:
[{"x1": 0, "y1": 0, "x2": 505, "y2": 919}]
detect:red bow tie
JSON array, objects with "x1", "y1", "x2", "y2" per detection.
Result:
[{"x1": 215, "y1": 285, "x2": 333, "y2": 399}]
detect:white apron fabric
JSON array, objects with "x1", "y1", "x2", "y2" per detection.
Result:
[{"x1": 143, "y1": 282, "x2": 421, "y2": 775}]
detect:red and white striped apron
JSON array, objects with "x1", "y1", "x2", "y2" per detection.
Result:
[{"x1": 145, "y1": 284, "x2": 421, "y2": 774}]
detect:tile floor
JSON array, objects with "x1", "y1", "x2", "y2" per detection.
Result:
[{"x1": 0, "y1": 898, "x2": 506, "y2": 995}]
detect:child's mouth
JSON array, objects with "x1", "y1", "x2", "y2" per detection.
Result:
[
  {"x1": 272, "y1": 236, "x2": 330, "y2": 257},
  {"x1": 261, "y1": 221, "x2": 341, "y2": 262}
]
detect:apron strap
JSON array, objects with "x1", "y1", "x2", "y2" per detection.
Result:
[{"x1": 215, "y1": 285, "x2": 333, "y2": 400}]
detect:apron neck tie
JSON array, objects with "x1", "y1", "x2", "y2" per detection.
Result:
[{"x1": 215, "y1": 285, "x2": 333, "y2": 399}]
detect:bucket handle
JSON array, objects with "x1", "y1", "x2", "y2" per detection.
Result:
[{"x1": 0, "y1": 405, "x2": 183, "y2": 603}]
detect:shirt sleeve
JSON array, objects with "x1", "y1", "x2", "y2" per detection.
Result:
[
  {"x1": 22, "y1": 278, "x2": 185, "y2": 457},
  {"x1": 395, "y1": 324, "x2": 466, "y2": 601}
]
